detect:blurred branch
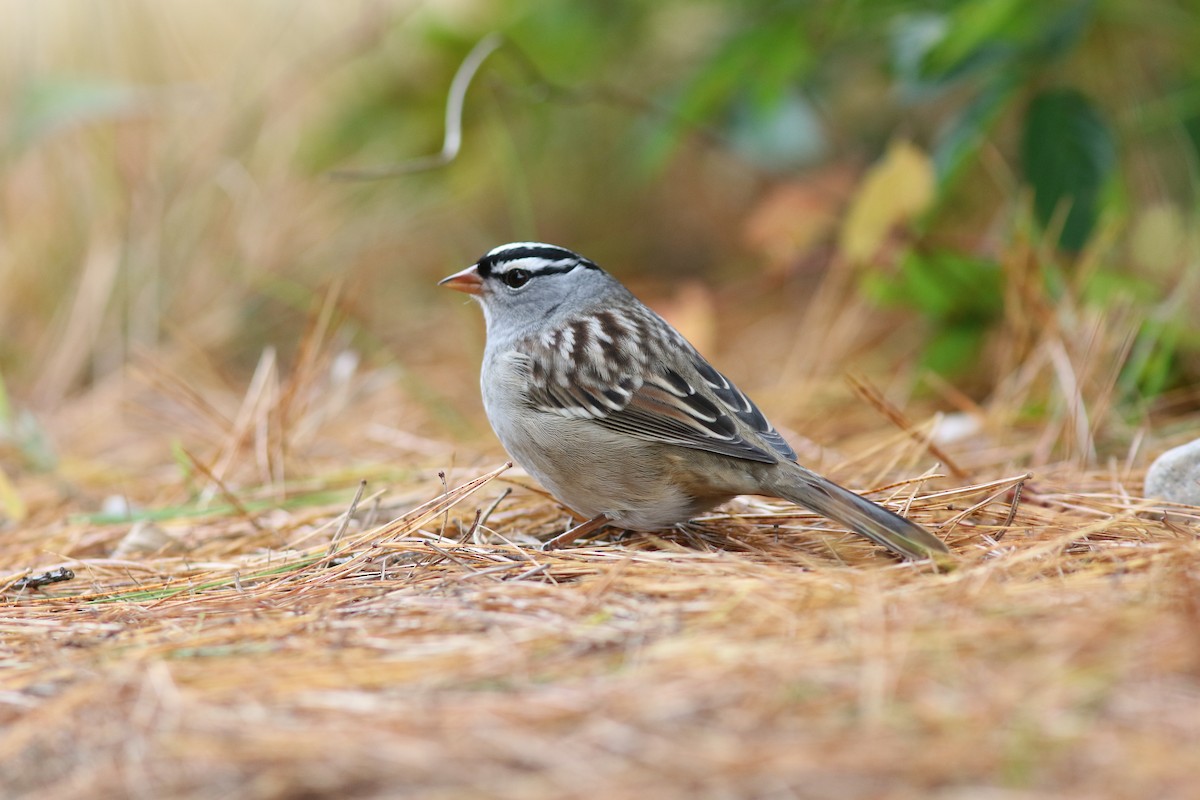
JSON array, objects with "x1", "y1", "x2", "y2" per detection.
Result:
[
  {"x1": 493, "y1": 39, "x2": 729, "y2": 154},
  {"x1": 331, "y1": 33, "x2": 732, "y2": 182},
  {"x1": 330, "y1": 33, "x2": 504, "y2": 180}
]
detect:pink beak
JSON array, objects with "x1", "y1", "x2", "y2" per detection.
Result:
[{"x1": 439, "y1": 265, "x2": 483, "y2": 295}]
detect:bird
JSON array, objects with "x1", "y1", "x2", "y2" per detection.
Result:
[{"x1": 440, "y1": 242, "x2": 950, "y2": 561}]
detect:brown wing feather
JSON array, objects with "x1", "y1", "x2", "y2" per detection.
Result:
[{"x1": 519, "y1": 308, "x2": 794, "y2": 465}]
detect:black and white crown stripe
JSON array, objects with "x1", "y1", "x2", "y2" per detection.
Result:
[{"x1": 476, "y1": 243, "x2": 598, "y2": 279}]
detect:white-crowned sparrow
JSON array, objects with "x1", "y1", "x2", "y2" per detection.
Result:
[{"x1": 441, "y1": 242, "x2": 949, "y2": 560}]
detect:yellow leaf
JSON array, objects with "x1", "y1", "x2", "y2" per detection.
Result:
[
  {"x1": 0, "y1": 465, "x2": 27, "y2": 522},
  {"x1": 1130, "y1": 202, "x2": 1187, "y2": 278},
  {"x1": 838, "y1": 140, "x2": 935, "y2": 264}
]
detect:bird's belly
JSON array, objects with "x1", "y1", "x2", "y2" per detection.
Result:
[{"x1": 489, "y1": 407, "x2": 727, "y2": 530}]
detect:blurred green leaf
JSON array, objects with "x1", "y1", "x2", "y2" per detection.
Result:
[
  {"x1": 933, "y1": 75, "x2": 1018, "y2": 187},
  {"x1": 865, "y1": 250, "x2": 1004, "y2": 376},
  {"x1": 923, "y1": 324, "x2": 992, "y2": 376},
  {"x1": 891, "y1": 12, "x2": 950, "y2": 98},
  {"x1": 679, "y1": 20, "x2": 812, "y2": 121},
  {"x1": 919, "y1": 0, "x2": 1030, "y2": 79},
  {"x1": 9, "y1": 77, "x2": 147, "y2": 152},
  {"x1": 1020, "y1": 88, "x2": 1116, "y2": 251},
  {"x1": 1122, "y1": 318, "x2": 1183, "y2": 400},
  {"x1": 508, "y1": 3, "x2": 646, "y2": 83},
  {"x1": 868, "y1": 250, "x2": 1003, "y2": 321},
  {"x1": 1083, "y1": 269, "x2": 1160, "y2": 307},
  {"x1": 913, "y1": 0, "x2": 1091, "y2": 84},
  {"x1": 643, "y1": 17, "x2": 812, "y2": 171},
  {"x1": 1024, "y1": 0, "x2": 1095, "y2": 62}
]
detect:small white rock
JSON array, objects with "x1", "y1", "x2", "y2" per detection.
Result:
[
  {"x1": 930, "y1": 412, "x2": 983, "y2": 445},
  {"x1": 101, "y1": 495, "x2": 134, "y2": 517},
  {"x1": 1145, "y1": 438, "x2": 1200, "y2": 505}
]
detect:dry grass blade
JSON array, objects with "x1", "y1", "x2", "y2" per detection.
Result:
[{"x1": 847, "y1": 373, "x2": 971, "y2": 480}]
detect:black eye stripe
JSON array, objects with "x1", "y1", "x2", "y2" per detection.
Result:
[{"x1": 490, "y1": 262, "x2": 589, "y2": 284}]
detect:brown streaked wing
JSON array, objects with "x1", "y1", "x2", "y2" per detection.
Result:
[{"x1": 517, "y1": 312, "x2": 784, "y2": 464}]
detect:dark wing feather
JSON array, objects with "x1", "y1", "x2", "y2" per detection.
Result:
[
  {"x1": 692, "y1": 359, "x2": 797, "y2": 461},
  {"x1": 518, "y1": 308, "x2": 795, "y2": 465}
]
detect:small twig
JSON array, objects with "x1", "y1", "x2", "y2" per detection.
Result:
[
  {"x1": 939, "y1": 484, "x2": 1021, "y2": 536},
  {"x1": 331, "y1": 33, "x2": 504, "y2": 179},
  {"x1": 480, "y1": 487, "x2": 512, "y2": 528},
  {"x1": 846, "y1": 374, "x2": 971, "y2": 481},
  {"x1": 437, "y1": 470, "x2": 449, "y2": 542},
  {"x1": 181, "y1": 447, "x2": 264, "y2": 531},
  {"x1": 511, "y1": 563, "x2": 549, "y2": 582},
  {"x1": 997, "y1": 474, "x2": 1031, "y2": 540},
  {"x1": 326, "y1": 480, "x2": 368, "y2": 558},
  {"x1": 463, "y1": 487, "x2": 514, "y2": 543},
  {"x1": 424, "y1": 543, "x2": 501, "y2": 582},
  {"x1": 447, "y1": 561, "x2": 532, "y2": 582},
  {"x1": 463, "y1": 508, "x2": 484, "y2": 542}
]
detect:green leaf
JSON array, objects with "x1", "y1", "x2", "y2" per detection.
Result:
[
  {"x1": 1082, "y1": 269, "x2": 1160, "y2": 307},
  {"x1": 922, "y1": 324, "x2": 991, "y2": 376},
  {"x1": 678, "y1": 21, "x2": 812, "y2": 122},
  {"x1": 1119, "y1": 312, "x2": 1200, "y2": 402},
  {"x1": 895, "y1": 1, "x2": 1093, "y2": 95},
  {"x1": 864, "y1": 250, "x2": 1004, "y2": 377},
  {"x1": 1121, "y1": 318, "x2": 1182, "y2": 400},
  {"x1": 867, "y1": 250, "x2": 1004, "y2": 322},
  {"x1": 933, "y1": 75, "x2": 1019, "y2": 188},
  {"x1": 1020, "y1": 88, "x2": 1116, "y2": 251},
  {"x1": 891, "y1": 12, "x2": 950, "y2": 96},
  {"x1": 642, "y1": 19, "x2": 812, "y2": 172},
  {"x1": 1024, "y1": 0, "x2": 1095, "y2": 62},
  {"x1": 919, "y1": 0, "x2": 1030, "y2": 79}
]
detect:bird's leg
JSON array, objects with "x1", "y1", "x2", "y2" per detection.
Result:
[{"x1": 541, "y1": 514, "x2": 611, "y2": 550}]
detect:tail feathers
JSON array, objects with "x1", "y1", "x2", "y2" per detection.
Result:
[{"x1": 770, "y1": 466, "x2": 949, "y2": 561}]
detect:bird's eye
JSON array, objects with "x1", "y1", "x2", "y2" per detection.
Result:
[{"x1": 503, "y1": 269, "x2": 531, "y2": 289}]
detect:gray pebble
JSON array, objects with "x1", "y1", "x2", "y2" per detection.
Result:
[{"x1": 1145, "y1": 438, "x2": 1200, "y2": 505}]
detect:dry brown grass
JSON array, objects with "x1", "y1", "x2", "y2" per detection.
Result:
[
  {"x1": 3, "y1": 350, "x2": 1199, "y2": 799},
  {"x1": 3, "y1": 4, "x2": 1200, "y2": 798}
]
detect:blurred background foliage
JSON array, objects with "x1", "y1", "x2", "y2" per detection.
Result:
[{"x1": 1, "y1": 0, "x2": 1199, "y2": 471}]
